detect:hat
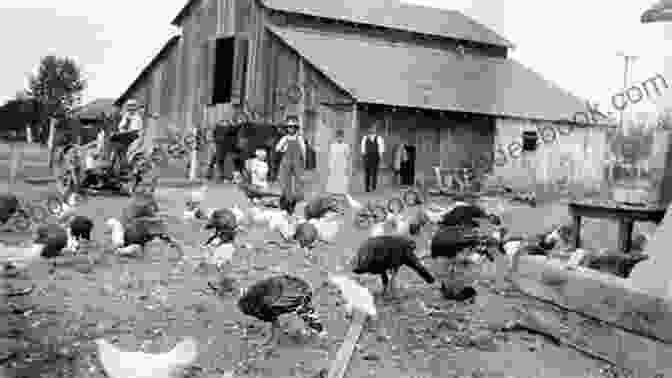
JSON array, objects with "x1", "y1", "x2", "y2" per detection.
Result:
[
  {"x1": 125, "y1": 99, "x2": 139, "y2": 110},
  {"x1": 285, "y1": 115, "x2": 299, "y2": 128}
]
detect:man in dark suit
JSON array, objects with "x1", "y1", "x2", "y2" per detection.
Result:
[{"x1": 360, "y1": 121, "x2": 385, "y2": 192}]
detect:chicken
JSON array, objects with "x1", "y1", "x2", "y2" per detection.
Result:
[
  {"x1": 267, "y1": 211, "x2": 296, "y2": 242},
  {"x1": 328, "y1": 274, "x2": 377, "y2": 319},
  {"x1": 235, "y1": 274, "x2": 325, "y2": 348},
  {"x1": 310, "y1": 217, "x2": 343, "y2": 243},
  {"x1": 344, "y1": 193, "x2": 363, "y2": 211},
  {"x1": 248, "y1": 206, "x2": 269, "y2": 225},
  {"x1": 0, "y1": 193, "x2": 19, "y2": 224},
  {"x1": 106, "y1": 218, "x2": 183, "y2": 259},
  {"x1": 294, "y1": 221, "x2": 319, "y2": 255},
  {"x1": 350, "y1": 235, "x2": 435, "y2": 297},
  {"x1": 230, "y1": 205, "x2": 247, "y2": 226},
  {"x1": 237, "y1": 181, "x2": 280, "y2": 204},
  {"x1": 279, "y1": 193, "x2": 299, "y2": 215},
  {"x1": 190, "y1": 184, "x2": 208, "y2": 204},
  {"x1": 34, "y1": 223, "x2": 68, "y2": 258},
  {"x1": 407, "y1": 208, "x2": 430, "y2": 236},
  {"x1": 304, "y1": 195, "x2": 342, "y2": 220},
  {"x1": 203, "y1": 208, "x2": 238, "y2": 247},
  {"x1": 423, "y1": 204, "x2": 450, "y2": 224},
  {"x1": 369, "y1": 222, "x2": 386, "y2": 237},
  {"x1": 206, "y1": 242, "x2": 236, "y2": 271},
  {"x1": 0, "y1": 243, "x2": 46, "y2": 271},
  {"x1": 95, "y1": 337, "x2": 198, "y2": 378}
]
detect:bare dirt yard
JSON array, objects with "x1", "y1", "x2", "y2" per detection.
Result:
[{"x1": 0, "y1": 180, "x2": 649, "y2": 378}]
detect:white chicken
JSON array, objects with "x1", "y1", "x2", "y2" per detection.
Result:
[
  {"x1": 309, "y1": 217, "x2": 343, "y2": 243},
  {"x1": 207, "y1": 242, "x2": 236, "y2": 271},
  {"x1": 422, "y1": 204, "x2": 449, "y2": 224},
  {"x1": 344, "y1": 193, "x2": 363, "y2": 211},
  {"x1": 247, "y1": 206, "x2": 269, "y2": 225},
  {"x1": 95, "y1": 337, "x2": 198, "y2": 378},
  {"x1": 386, "y1": 213, "x2": 410, "y2": 236},
  {"x1": 369, "y1": 222, "x2": 386, "y2": 237},
  {"x1": 190, "y1": 184, "x2": 208, "y2": 204},
  {"x1": 268, "y1": 212, "x2": 296, "y2": 241},
  {"x1": 230, "y1": 205, "x2": 247, "y2": 226},
  {"x1": 0, "y1": 243, "x2": 46, "y2": 271},
  {"x1": 328, "y1": 274, "x2": 377, "y2": 319}
]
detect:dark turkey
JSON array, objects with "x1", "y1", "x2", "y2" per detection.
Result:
[
  {"x1": 439, "y1": 203, "x2": 501, "y2": 228},
  {"x1": 34, "y1": 223, "x2": 68, "y2": 258},
  {"x1": 430, "y1": 226, "x2": 497, "y2": 280},
  {"x1": 351, "y1": 235, "x2": 435, "y2": 297},
  {"x1": 408, "y1": 208, "x2": 430, "y2": 236},
  {"x1": 0, "y1": 193, "x2": 19, "y2": 224},
  {"x1": 279, "y1": 193, "x2": 299, "y2": 215},
  {"x1": 108, "y1": 217, "x2": 183, "y2": 259},
  {"x1": 237, "y1": 274, "x2": 324, "y2": 348},
  {"x1": 294, "y1": 221, "x2": 319, "y2": 251},
  {"x1": 584, "y1": 251, "x2": 649, "y2": 278},
  {"x1": 69, "y1": 215, "x2": 94, "y2": 241},
  {"x1": 440, "y1": 281, "x2": 477, "y2": 302},
  {"x1": 203, "y1": 208, "x2": 238, "y2": 246},
  {"x1": 304, "y1": 196, "x2": 342, "y2": 220}
]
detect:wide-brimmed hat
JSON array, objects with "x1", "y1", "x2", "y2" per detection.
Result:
[
  {"x1": 125, "y1": 99, "x2": 139, "y2": 110},
  {"x1": 285, "y1": 115, "x2": 299, "y2": 128}
]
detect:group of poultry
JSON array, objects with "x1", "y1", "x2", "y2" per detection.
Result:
[{"x1": 0, "y1": 181, "x2": 655, "y2": 378}]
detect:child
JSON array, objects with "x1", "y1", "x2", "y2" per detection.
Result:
[{"x1": 248, "y1": 148, "x2": 270, "y2": 190}]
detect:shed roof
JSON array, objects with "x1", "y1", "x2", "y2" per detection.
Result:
[
  {"x1": 268, "y1": 26, "x2": 591, "y2": 123},
  {"x1": 115, "y1": 35, "x2": 181, "y2": 107},
  {"x1": 261, "y1": 0, "x2": 513, "y2": 48}
]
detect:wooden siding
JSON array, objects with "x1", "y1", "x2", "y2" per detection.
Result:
[{"x1": 493, "y1": 118, "x2": 609, "y2": 192}]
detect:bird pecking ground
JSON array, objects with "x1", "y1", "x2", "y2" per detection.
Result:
[{"x1": 0, "y1": 182, "x2": 647, "y2": 378}]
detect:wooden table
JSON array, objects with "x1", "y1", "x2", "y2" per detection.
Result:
[{"x1": 568, "y1": 199, "x2": 667, "y2": 253}]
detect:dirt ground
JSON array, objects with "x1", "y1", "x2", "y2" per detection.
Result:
[{"x1": 0, "y1": 181, "x2": 645, "y2": 378}]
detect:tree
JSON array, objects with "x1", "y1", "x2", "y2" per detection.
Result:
[
  {"x1": 27, "y1": 55, "x2": 86, "y2": 142},
  {"x1": 0, "y1": 95, "x2": 41, "y2": 141}
]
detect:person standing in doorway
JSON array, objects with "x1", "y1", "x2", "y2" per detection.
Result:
[
  {"x1": 275, "y1": 116, "x2": 306, "y2": 205},
  {"x1": 326, "y1": 129, "x2": 351, "y2": 194},
  {"x1": 360, "y1": 121, "x2": 385, "y2": 192}
]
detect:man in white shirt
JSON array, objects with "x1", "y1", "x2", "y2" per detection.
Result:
[
  {"x1": 360, "y1": 121, "x2": 385, "y2": 192},
  {"x1": 111, "y1": 99, "x2": 144, "y2": 175}
]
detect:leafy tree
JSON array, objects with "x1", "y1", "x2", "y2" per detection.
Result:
[
  {"x1": 0, "y1": 94, "x2": 41, "y2": 141},
  {"x1": 27, "y1": 55, "x2": 86, "y2": 142}
]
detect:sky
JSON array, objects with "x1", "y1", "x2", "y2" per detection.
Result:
[{"x1": 0, "y1": 0, "x2": 670, "y2": 121}]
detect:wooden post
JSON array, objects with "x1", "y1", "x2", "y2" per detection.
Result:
[
  {"x1": 47, "y1": 117, "x2": 56, "y2": 171},
  {"x1": 327, "y1": 310, "x2": 366, "y2": 378},
  {"x1": 8, "y1": 141, "x2": 19, "y2": 186}
]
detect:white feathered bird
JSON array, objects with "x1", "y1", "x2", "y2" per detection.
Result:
[
  {"x1": 190, "y1": 184, "x2": 208, "y2": 204},
  {"x1": 309, "y1": 217, "x2": 343, "y2": 243},
  {"x1": 369, "y1": 222, "x2": 386, "y2": 237},
  {"x1": 344, "y1": 193, "x2": 363, "y2": 211},
  {"x1": 207, "y1": 242, "x2": 236, "y2": 270},
  {"x1": 268, "y1": 212, "x2": 296, "y2": 241},
  {"x1": 328, "y1": 274, "x2": 377, "y2": 319},
  {"x1": 95, "y1": 337, "x2": 198, "y2": 378}
]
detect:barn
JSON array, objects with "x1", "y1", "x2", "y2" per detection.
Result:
[{"x1": 114, "y1": 0, "x2": 610, "y2": 193}]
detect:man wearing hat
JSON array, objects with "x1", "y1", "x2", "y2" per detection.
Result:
[
  {"x1": 275, "y1": 115, "x2": 306, "y2": 207},
  {"x1": 361, "y1": 120, "x2": 385, "y2": 192},
  {"x1": 110, "y1": 99, "x2": 144, "y2": 175}
]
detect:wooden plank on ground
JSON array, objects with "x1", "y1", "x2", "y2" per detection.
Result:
[
  {"x1": 511, "y1": 255, "x2": 672, "y2": 344},
  {"x1": 327, "y1": 310, "x2": 366, "y2": 378}
]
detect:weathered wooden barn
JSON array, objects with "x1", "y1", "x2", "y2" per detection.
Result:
[{"x1": 115, "y1": 0, "x2": 608, "y2": 193}]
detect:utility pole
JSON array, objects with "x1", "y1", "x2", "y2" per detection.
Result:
[{"x1": 617, "y1": 52, "x2": 639, "y2": 132}]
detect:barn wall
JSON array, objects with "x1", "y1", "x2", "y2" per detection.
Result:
[
  {"x1": 492, "y1": 118, "x2": 609, "y2": 193},
  {"x1": 349, "y1": 106, "x2": 495, "y2": 193}
]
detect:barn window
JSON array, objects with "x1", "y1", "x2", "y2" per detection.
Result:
[
  {"x1": 522, "y1": 130, "x2": 538, "y2": 151},
  {"x1": 212, "y1": 37, "x2": 235, "y2": 104}
]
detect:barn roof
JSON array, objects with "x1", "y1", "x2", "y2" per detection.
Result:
[
  {"x1": 115, "y1": 35, "x2": 181, "y2": 107},
  {"x1": 261, "y1": 0, "x2": 513, "y2": 48},
  {"x1": 171, "y1": 0, "x2": 512, "y2": 48},
  {"x1": 268, "y1": 26, "x2": 591, "y2": 123}
]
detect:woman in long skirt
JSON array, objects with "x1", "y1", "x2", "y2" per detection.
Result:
[{"x1": 326, "y1": 129, "x2": 350, "y2": 194}]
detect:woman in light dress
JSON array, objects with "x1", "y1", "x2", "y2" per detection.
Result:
[{"x1": 326, "y1": 129, "x2": 351, "y2": 194}]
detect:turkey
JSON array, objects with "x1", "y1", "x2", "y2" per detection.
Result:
[
  {"x1": 430, "y1": 226, "x2": 501, "y2": 280},
  {"x1": 304, "y1": 195, "x2": 343, "y2": 220},
  {"x1": 279, "y1": 193, "x2": 299, "y2": 215},
  {"x1": 294, "y1": 221, "x2": 320, "y2": 256},
  {"x1": 34, "y1": 223, "x2": 69, "y2": 258},
  {"x1": 439, "y1": 202, "x2": 501, "y2": 228},
  {"x1": 581, "y1": 249, "x2": 649, "y2": 278},
  {"x1": 203, "y1": 208, "x2": 239, "y2": 247},
  {"x1": 69, "y1": 215, "x2": 93, "y2": 242},
  {"x1": 95, "y1": 337, "x2": 198, "y2": 378},
  {"x1": 106, "y1": 218, "x2": 183, "y2": 259},
  {"x1": 350, "y1": 235, "x2": 435, "y2": 297},
  {"x1": 235, "y1": 274, "x2": 325, "y2": 348},
  {"x1": 0, "y1": 193, "x2": 19, "y2": 224},
  {"x1": 440, "y1": 281, "x2": 477, "y2": 302}
]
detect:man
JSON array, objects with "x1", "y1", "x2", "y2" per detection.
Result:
[
  {"x1": 207, "y1": 121, "x2": 235, "y2": 181},
  {"x1": 360, "y1": 121, "x2": 385, "y2": 192},
  {"x1": 110, "y1": 99, "x2": 144, "y2": 174},
  {"x1": 275, "y1": 116, "x2": 306, "y2": 212}
]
